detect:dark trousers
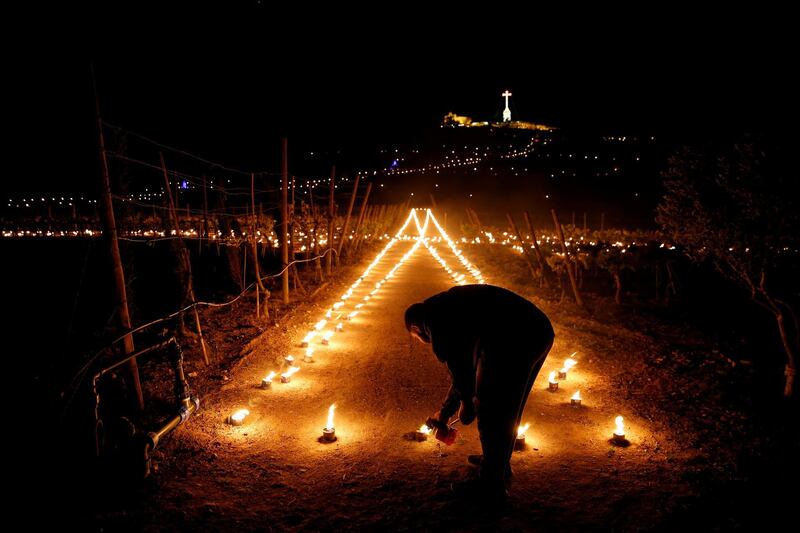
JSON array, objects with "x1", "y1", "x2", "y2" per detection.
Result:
[{"x1": 475, "y1": 335, "x2": 553, "y2": 486}]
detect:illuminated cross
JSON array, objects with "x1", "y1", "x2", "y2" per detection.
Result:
[{"x1": 502, "y1": 90, "x2": 512, "y2": 122}]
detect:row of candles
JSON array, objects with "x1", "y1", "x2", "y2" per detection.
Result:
[
  {"x1": 226, "y1": 208, "x2": 627, "y2": 447},
  {"x1": 228, "y1": 208, "x2": 485, "y2": 441},
  {"x1": 511, "y1": 353, "x2": 627, "y2": 447}
]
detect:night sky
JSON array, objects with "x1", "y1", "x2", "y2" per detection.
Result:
[{"x1": 7, "y1": 6, "x2": 796, "y2": 194}]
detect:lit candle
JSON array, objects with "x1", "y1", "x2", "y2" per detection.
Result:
[
  {"x1": 261, "y1": 371, "x2": 276, "y2": 389},
  {"x1": 227, "y1": 408, "x2": 250, "y2": 426},
  {"x1": 321, "y1": 330, "x2": 334, "y2": 345},
  {"x1": 347, "y1": 311, "x2": 359, "y2": 320},
  {"x1": 515, "y1": 422, "x2": 530, "y2": 450},
  {"x1": 570, "y1": 390, "x2": 582, "y2": 406},
  {"x1": 335, "y1": 322, "x2": 344, "y2": 332},
  {"x1": 284, "y1": 355, "x2": 295, "y2": 367},
  {"x1": 558, "y1": 355, "x2": 578, "y2": 380},
  {"x1": 280, "y1": 366, "x2": 300, "y2": 383},
  {"x1": 325, "y1": 310, "x2": 332, "y2": 319},
  {"x1": 612, "y1": 415, "x2": 626, "y2": 444},
  {"x1": 321, "y1": 403, "x2": 337, "y2": 442},
  {"x1": 314, "y1": 319, "x2": 327, "y2": 331},
  {"x1": 304, "y1": 347, "x2": 314, "y2": 363},
  {"x1": 300, "y1": 331, "x2": 315, "y2": 348},
  {"x1": 548, "y1": 371, "x2": 559, "y2": 391},
  {"x1": 414, "y1": 424, "x2": 432, "y2": 441}
]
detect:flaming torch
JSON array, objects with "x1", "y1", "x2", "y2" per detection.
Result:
[
  {"x1": 414, "y1": 424, "x2": 432, "y2": 442},
  {"x1": 548, "y1": 371, "x2": 559, "y2": 392},
  {"x1": 261, "y1": 371, "x2": 276, "y2": 389},
  {"x1": 558, "y1": 354, "x2": 578, "y2": 380},
  {"x1": 570, "y1": 390, "x2": 582, "y2": 407},
  {"x1": 612, "y1": 415, "x2": 626, "y2": 444},
  {"x1": 321, "y1": 403, "x2": 337, "y2": 442},
  {"x1": 515, "y1": 422, "x2": 531, "y2": 450},
  {"x1": 227, "y1": 408, "x2": 250, "y2": 426},
  {"x1": 280, "y1": 366, "x2": 300, "y2": 383}
]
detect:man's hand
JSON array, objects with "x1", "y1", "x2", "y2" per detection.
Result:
[
  {"x1": 425, "y1": 410, "x2": 448, "y2": 431},
  {"x1": 458, "y1": 400, "x2": 476, "y2": 425}
]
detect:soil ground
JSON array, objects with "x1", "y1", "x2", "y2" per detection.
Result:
[{"x1": 53, "y1": 238, "x2": 798, "y2": 531}]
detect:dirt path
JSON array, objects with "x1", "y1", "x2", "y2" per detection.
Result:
[{"x1": 110, "y1": 237, "x2": 697, "y2": 531}]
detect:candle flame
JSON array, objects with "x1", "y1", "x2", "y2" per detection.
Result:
[
  {"x1": 418, "y1": 424, "x2": 432, "y2": 435},
  {"x1": 322, "y1": 330, "x2": 334, "y2": 341},
  {"x1": 614, "y1": 415, "x2": 625, "y2": 436},
  {"x1": 285, "y1": 355, "x2": 295, "y2": 364},
  {"x1": 264, "y1": 371, "x2": 276, "y2": 382},
  {"x1": 306, "y1": 346, "x2": 314, "y2": 357},
  {"x1": 517, "y1": 422, "x2": 530, "y2": 437},
  {"x1": 548, "y1": 371, "x2": 557, "y2": 384},
  {"x1": 231, "y1": 409, "x2": 249, "y2": 423},
  {"x1": 326, "y1": 403, "x2": 336, "y2": 430},
  {"x1": 571, "y1": 390, "x2": 582, "y2": 401},
  {"x1": 281, "y1": 366, "x2": 300, "y2": 379},
  {"x1": 563, "y1": 357, "x2": 578, "y2": 371},
  {"x1": 348, "y1": 311, "x2": 359, "y2": 319},
  {"x1": 302, "y1": 331, "x2": 316, "y2": 344},
  {"x1": 314, "y1": 319, "x2": 327, "y2": 331}
]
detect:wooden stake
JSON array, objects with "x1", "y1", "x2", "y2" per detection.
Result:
[
  {"x1": 523, "y1": 211, "x2": 549, "y2": 288},
  {"x1": 160, "y1": 153, "x2": 209, "y2": 364},
  {"x1": 470, "y1": 208, "x2": 484, "y2": 236},
  {"x1": 507, "y1": 213, "x2": 538, "y2": 283},
  {"x1": 94, "y1": 68, "x2": 143, "y2": 410},
  {"x1": 251, "y1": 173, "x2": 267, "y2": 319},
  {"x1": 465, "y1": 207, "x2": 476, "y2": 226},
  {"x1": 350, "y1": 182, "x2": 372, "y2": 256},
  {"x1": 551, "y1": 209, "x2": 584, "y2": 308},
  {"x1": 327, "y1": 166, "x2": 335, "y2": 275},
  {"x1": 337, "y1": 175, "x2": 360, "y2": 259},
  {"x1": 281, "y1": 138, "x2": 289, "y2": 304},
  {"x1": 241, "y1": 241, "x2": 247, "y2": 293},
  {"x1": 201, "y1": 175, "x2": 209, "y2": 256}
]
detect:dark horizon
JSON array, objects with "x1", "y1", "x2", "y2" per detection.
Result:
[{"x1": 6, "y1": 8, "x2": 797, "y2": 196}]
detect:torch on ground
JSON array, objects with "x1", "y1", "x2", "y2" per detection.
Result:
[{"x1": 423, "y1": 416, "x2": 460, "y2": 445}]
